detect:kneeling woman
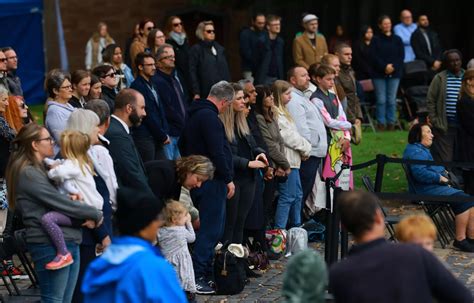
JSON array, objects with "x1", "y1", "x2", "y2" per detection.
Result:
[{"x1": 403, "y1": 123, "x2": 474, "y2": 252}]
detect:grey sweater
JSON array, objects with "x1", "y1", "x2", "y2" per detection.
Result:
[{"x1": 15, "y1": 165, "x2": 103, "y2": 245}]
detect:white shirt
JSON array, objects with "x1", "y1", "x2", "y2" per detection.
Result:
[
  {"x1": 89, "y1": 145, "x2": 119, "y2": 211},
  {"x1": 111, "y1": 115, "x2": 130, "y2": 134}
]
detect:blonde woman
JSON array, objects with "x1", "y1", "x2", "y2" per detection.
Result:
[
  {"x1": 272, "y1": 80, "x2": 311, "y2": 228},
  {"x1": 85, "y1": 22, "x2": 115, "y2": 70},
  {"x1": 220, "y1": 83, "x2": 268, "y2": 244}
]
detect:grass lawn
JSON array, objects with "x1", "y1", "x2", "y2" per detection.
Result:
[
  {"x1": 30, "y1": 103, "x2": 408, "y2": 193},
  {"x1": 352, "y1": 129, "x2": 408, "y2": 193}
]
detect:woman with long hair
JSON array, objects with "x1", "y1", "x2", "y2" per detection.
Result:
[
  {"x1": 85, "y1": 22, "x2": 115, "y2": 70},
  {"x1": 164, "y1": 16, "x2": 192, "y2": 96},
  {"x1": 146, "y1": 28, "x2": 166, "y2": 57},
  {"x1": 87, "y1": 75, "x2": 102, "y2": 101},
  {"x1": 272, "y1": 80, "x2": 311, "y2": 229},
  {"x1": 352, "y1": 25, "x2": 374, "y2": 80},
  {"x1": 220, "y1": 83, "x2": 268, "y2": 245},
  {"x1": 69, "y1": 70, "x2": 91, "y2": 108},
  {"x1": 4, "y1": 95, "x2": 26, "y2": 132},
  {"x1": 5, "y1": 123, "x2": 102, "y2": 302},
  {"x1": 130, "y1": 18, "x2": 154, "y2": 73},
  {"x1": 102, "y1": 44, "x2": 134, "y2": 90}
]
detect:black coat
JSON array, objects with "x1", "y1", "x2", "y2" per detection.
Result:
[
  {"x1": 68, "y1": 96, "x2": 84, "y2": 109},
  {"x1": 104, "y1": 117, "x2": 152, "y2": 194},
  {"x1": 189, "y1": 41, "x2": 231, "y2": 97},
  {"x1": 230, "y1": 131, "x2": 265, "y2": 182},
  {"x1": 145, "y1": 160, "x2": 181, "y2": 202},
  {"x1": 179, "y1": 99, "x2": 233, "y2": 183},
  {"x1": 101, "y1": 86, "x2": 116, "y2": 113},
  {"x1": 254, "y1": 33, "x2": 285, "y2": 85},
  {"x1": 352, "y1": 41, "x2": 374, "y2": 80},
  {"x1": 410, "y1": 28, "x2": 442, "y2": 67},
  {"x1": 369, "y1": 33, "x2": 404, "y2": 79},
  {"x1": 456, "y1": 96, "x2": 474, "y2": 163}
]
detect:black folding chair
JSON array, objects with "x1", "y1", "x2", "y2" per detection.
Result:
[{"x1": 361, "y1": 175, "x2": 400, "y2": 241}]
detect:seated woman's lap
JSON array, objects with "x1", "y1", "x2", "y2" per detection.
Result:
[
  {"x1": 27, "y1": 241, "x2": 80, "y2": 303},
  {"x1": 422, "y1": 185, "x2": 474, "y2": 215}
]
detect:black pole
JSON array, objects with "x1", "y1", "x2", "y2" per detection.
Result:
[
  {"x1": 374, "y1": 154, "x2": 386, "y2": 193},
  {"x1": 324, "y1": 180, "x2": 333, "y2": 264}
]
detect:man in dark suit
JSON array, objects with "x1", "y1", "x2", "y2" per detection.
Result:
[
  {"x1": 131, "y1": 52, "x2": 170, "y2": 163},
  {"x1": 411, "y1": 15, "x2": 442, "y2": 72},
  {"x1": 104, "y1": 88, "x2": 152, "y2": 194},
  {"x1": 329, "y1": 191, "x2": 472, "y2": 303}
]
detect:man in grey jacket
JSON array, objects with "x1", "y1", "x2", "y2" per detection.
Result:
[{"x1": 287, "y1": 66, "x2": 327, "y2": 204}]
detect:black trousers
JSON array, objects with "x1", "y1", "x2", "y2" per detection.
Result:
[
  {"x1": 133, "y1": 136, "x2": 166, "y2": 163},
  {"x1": 222, "y1": 178, "x2": 256, "y2": 244}
]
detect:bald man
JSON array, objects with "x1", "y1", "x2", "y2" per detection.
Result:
[{"x1": 393, "y1": 10, "x2": 417, "y2": 62}]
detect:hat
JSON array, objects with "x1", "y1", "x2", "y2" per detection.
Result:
[
  {"x1": 116, "y1": 187, "x2": 164, "y2": 235},
  {"x1": 282, "y1": 249, "x2": 328, "y2": 303},
  {"x1": 302, "y1": 14, "x2": 319, "y2": 24},
  {"x1": 227, "y1": 244, "x2": 245, "y2": 258}
]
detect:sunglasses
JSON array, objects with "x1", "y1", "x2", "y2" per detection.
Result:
[
  {"x1": 105, "y1": 72, "x2": 116, "y2": 78},
  {"x1": 173, "y1": 22, "x2": 182, "y2": 27},
  {"x1": 19, "y1": 102, "x2": 26, "y2": 109},
  {"x1": 0, "y1": 58, "x2": 7, "y2": 62},
  {"x1": 205, "y1": 30, "x2": 215, "y2": 34},
  {"x1": 146, "y1": 26, "x2": 154, "y2": 31}
]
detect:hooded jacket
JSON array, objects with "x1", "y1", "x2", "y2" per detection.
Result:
[
  {"x1": 82, "y1": 236, "x2": 187, "y2": 303},
  {"x1": 179, "y1": 99, "x2": 233, "y2": 184}
]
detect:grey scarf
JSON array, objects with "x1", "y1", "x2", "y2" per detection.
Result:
[{"x1": 169, "y1": 31, "x2": 186, "y2": 46}]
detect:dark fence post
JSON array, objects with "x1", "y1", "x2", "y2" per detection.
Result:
[{"x1": 374, "y1": 154, "x2": 386, "y2": 193}]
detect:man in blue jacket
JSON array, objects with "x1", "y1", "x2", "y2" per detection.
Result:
[
  {"x1": 82, "y1": 188, "x2": 187, "y2": 303},
  {"x1": 179, "y1": 81, "x2": 235, "y2": 294},
  {"x1": 131, "y1": 52, "x2": 170, "y2": 162}
]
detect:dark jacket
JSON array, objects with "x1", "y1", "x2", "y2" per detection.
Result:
[
  {"x1": 145, "y1": 160, "x2": 181, "y2": 202},
  {"x1": 247, "y1": 110, "x2": 271, "y2": 165},
  {"x1": 6, "y1": 71, "x2": 23, "y2": 96},
  {"x1": 101, "y1": 86, "x2": 116, "y2": 113},
  {"x1": 369, "y1": 33, "x2": 405, "y2": 79},
  {"x1": 0, "y1": 117, "x2": 15, "y2": 178},
  {"x1": 105, "y1": 116, "x2": 151, "y2": 194},
  {"x1": 338, "y1": 64, "x2": 363, "y2": 122},
  {"x1": 68, "y1": 95, "x2": 84, "y2": 109},
  {"x1": 254, "y1": 33, "x2": 285, "y2": 85},
  {"x1": 352, "y1": 41, "x2": 374, "y2": 80},
  {"x1": 189, "y1": 41, "x2": 231, "y2": 97},
  {"x1": 131, "y1": 75, "x2": 169, "y2": 143},
  {"x1": 179, "y1": 99, "x2": 233, "y2": 183},
  {"x1": 239, "y1": 27, "x2": 267, "y2": 72},
  {"x1": 166, "y1": 37, "x2": 192, "y2": 98},
  {"x1": 457, "y1": 96, "x2": 474, "y2": 163},
  {"x1": 151, "y1": 69, "x2": 187, "y2": 137},
  {"x1": 411, "y1": 27, "x2": 442, "y2": 67},
  {"x1": 329, "y1": 238, "x2": 473, "y2": 303},
  {"x1": 230, "y1": 131, "x2": 265, "y2": 182}
]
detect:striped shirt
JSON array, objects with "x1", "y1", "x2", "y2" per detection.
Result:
[{"x1": 445, "y1": 71, "x2": 463, "y2": 124}]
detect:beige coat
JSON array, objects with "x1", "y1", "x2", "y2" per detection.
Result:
[{"x1": 292, "y1": 33, "x2": 328, "y2": 69}]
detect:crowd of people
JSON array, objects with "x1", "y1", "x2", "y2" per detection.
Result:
[{"x1": 0, "y1": 8, "x2": 473, "y2": 303}]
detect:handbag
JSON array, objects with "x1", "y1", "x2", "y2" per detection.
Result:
[
  {"x1": 213, "y1": 246, "x2": 246, "y2": 295},
  {"x1": 247, "y1": 242, "x2": 269, "y2": 271},
  {"x1": 359, "y1": 79, "x2": 374, "y2": 92},
  {"x1": 446, "y1": 171, "x2": 462, "y2": 189},
  {"x1": 265, "y1": 229, "x2": 287, "y2": 256}
]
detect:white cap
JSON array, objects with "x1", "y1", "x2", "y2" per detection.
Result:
[{"x1": 302, "y1": 14, "x2": 319, "y2": 23}]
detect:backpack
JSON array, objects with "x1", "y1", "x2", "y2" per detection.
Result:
[
  {"x1": 213, "y1": 246, "x2": 246, "y2": 295},
  {"x1": 285, "y1": 227, "x2": 308, "y2": 257}
]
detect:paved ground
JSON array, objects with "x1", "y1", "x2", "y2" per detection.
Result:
[{"x1": 1, "y1": 205, "x2": 473, "y2": 302}]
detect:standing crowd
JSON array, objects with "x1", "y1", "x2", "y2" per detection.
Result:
[{"x1": 0, "y1": 8, "x2": 473, "y2": 303}]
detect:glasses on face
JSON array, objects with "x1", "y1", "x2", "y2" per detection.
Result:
[
  {"x1": 146, "y1": 26, "x2": 154, "y2": 31},
  {"x1": 105, "y1": 72, "x2": 116, "y2": 78},
  {"x1": 60, "y1": 85, "x2": 72, "y2": 90},
  {"x1": 173, "y1": 22, "x2": 182, "y2": 27},
  {"x1": 205, "y1": 30, "x2": 215, "y2": 34},
  {"x1": 0, "y1": 58, "x2": 7, "y2": 62},
  {"x1": 159, "y1": 55, "x2": 175, "y2": 61},
  {"x1": 36, "y1": 136, "x2": 54, "y2": 144},
  {"x1": 19, "y1": 102, "x2": 26, "y2": 109}
]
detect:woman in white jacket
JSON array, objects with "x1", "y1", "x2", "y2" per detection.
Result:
[{"x1": 272, "y1": 80, "x2": 312, "y2": 229}]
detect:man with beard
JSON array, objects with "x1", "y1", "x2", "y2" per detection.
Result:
[
  {"x1": 131, "y1": 52, "x2": 170, "y2": 162},
  {"x1": 1, "y1": 47, "x2": 22, "y2": 95},
  {"x1": 239, "y1": 13, "x2": 267, "y2": 81},
  {"x1": 292, "y1": 14, "x2": 328, "y2": 69},
  {"x1": 411, "y1": 14, "x2": 442, "y2": 72},
  {"x1": 105, "y1": 88, "x2": 153, "y2": 195}
]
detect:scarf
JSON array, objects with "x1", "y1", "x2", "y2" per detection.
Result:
[{"x1": 169, "y1": 31, "x2": 186, "y2": 46}]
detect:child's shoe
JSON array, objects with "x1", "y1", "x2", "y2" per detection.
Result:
[{"x1": 45, "y1": 252, "x2": 74, "y2": 270}]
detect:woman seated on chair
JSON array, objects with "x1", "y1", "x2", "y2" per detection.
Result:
[{"x1": 403, "y1": 123, "x2": 474, "y2": 252}]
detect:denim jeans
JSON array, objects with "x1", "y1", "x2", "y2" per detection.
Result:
[
  {"x1": 275, "y1": 169, "x2": 303, "y2": 228},
  {"x1": 191, "y1": 179, "x2": 227, "y2": 279},
  {"x1": 164, "y1": 136, "x2": 181, "y2": 160},
  {"x1": 28, "y1": 241, "x2": 80, "y2": 303},
  {"x1": 373, "y1": 77, "x2": 400, "y2": 125}
]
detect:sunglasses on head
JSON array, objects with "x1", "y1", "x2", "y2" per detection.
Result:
[
  {"x1": 173, "y1": 22, "x2": 182, "y2": 27},
  {"x1": 205, "y1": 30, "x2": 215, "y2": 34}
]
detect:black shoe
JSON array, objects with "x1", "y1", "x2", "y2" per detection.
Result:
[
  {"x1": 453, "y1": 239, "x2": 474, "y2": 253},
  {"x1": 467, "y1": 238, "x2": 474, "y2": 245},
  {"x1": 195, "y1": 277, "x2": 215, "y2": 294},
  {"x1": 245, "y1": 265, "x2": 262, "y2": 278}
]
